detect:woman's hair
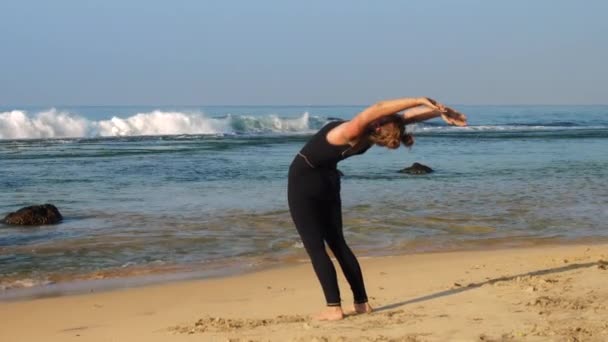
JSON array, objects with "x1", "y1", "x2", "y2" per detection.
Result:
[{"x1": 367, "y1": 115, "x2": 414, "y2": 149}]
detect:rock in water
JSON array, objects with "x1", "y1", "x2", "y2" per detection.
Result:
[
  {"x1": 399, "y1": 162, "x2": 434, "y2": 175},
  {"x1": 2, "y1": 204, "x2": 63, "y2": 225}
]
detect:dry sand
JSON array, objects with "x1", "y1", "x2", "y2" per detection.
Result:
[{"x1": 1, "y1": 243, "x2": 607, "y2": 341}]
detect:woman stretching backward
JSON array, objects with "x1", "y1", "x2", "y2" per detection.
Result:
[{"x1": 287, "y1": 97, "x2": 467, "y2": 320}]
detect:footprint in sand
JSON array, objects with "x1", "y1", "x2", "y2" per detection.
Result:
[{"x1": 169, "y1": 315, "x2": 308, "y2": 334}]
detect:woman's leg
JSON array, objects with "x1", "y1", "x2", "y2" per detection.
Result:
[
  {"x1": 323, "y1": 197, "x2": 370, "y2": 308},
  {"x1": 288, "y1": 191, "x2": 342, "y2": 308}
]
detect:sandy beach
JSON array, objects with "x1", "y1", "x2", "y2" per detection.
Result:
[
  {"x1": 0, "y1": 243, "x2": 606, "y2": 342},
  {"x1": 2, "y1": 1, "x2": 606, "y2": 341}
]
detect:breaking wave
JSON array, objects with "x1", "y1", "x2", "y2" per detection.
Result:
[
  {"x1": 2, "y1": 108, "x2": 606, "y2": 141},
  {"x1": 0, "y1": 109, "x2": 326, "y2": 140}
]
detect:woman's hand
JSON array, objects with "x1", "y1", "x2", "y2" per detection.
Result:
[
  {"x1": 440, "y1": 106, "x2": 467, "y2": 126},
  {"x1": 417, "y1": 97, "x2": 441, "y2": 110}
]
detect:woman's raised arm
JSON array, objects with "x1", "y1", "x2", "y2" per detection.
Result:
[
  {"x1": 402, "y1": 105, "x2": 468, "y2": 126},
  {"x1": 340, "y1": 97, "x2": 439, "y2": 141},
  {"x1": 401, "y1": 106, "x2": 442, "y2": 125}
]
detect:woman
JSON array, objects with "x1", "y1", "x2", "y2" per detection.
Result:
[{"x1": 287, "y1": 97, "x2": 467, "y2": 321}]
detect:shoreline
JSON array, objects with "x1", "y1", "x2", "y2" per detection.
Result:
[
  {"x1": 1, "y1": 242, "x2": 607, "y2": 341},
  {"x1": 2, "y1": 236, "x2": 607, "y2": 302}
]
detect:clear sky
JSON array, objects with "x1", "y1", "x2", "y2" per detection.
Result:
[{"x1": 1, "y1": 0, "x2": 607, "y2": 105}]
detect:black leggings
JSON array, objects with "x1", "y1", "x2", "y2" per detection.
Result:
[{"x1": 288, "y1": 162, "x2": 368, "y2": 306}]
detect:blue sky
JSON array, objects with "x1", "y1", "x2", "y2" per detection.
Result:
[{"x1": 1, "y1": 0, "x2": 606, "y2": 105}]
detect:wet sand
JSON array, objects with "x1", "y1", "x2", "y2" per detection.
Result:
[{"x1": 1, "y1": 243, "x2": 607, "y2": 341}]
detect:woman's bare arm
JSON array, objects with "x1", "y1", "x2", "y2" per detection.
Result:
[
  {"x1": 401, "y1": 106, "x2": 442, "y2": 125},
  {"x1": 402, "y1": 105, "x2": 468, "y2": 126},
  {"x1": 334, "y1": 98, "x2": 439, "y2": 143}
]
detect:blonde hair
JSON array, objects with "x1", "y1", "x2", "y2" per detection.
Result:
[{"x1": 367, "y1": 116, "x2": 414, "y2": 149}]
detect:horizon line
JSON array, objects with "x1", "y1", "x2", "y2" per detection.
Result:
[{"x1": 2, "y1": 103, "x2": 608, "y2": 108}]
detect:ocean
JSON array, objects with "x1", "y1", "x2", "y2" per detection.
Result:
[{"x1": 1, "y1": 105, "x2": 607, "y2": 297}]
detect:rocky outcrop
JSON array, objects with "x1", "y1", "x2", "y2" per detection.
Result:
[
  {"x1": 2, "y1": 204, "x2": 63, "y2": 225},
  {"x1": 399, "y1": 162, "x2": 434, "y2": 175}
]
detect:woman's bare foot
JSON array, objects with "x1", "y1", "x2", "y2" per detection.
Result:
[
  {"x1": 312, "y1": 306, "x2": 344, "y2": 321},
  {"x1": 354, "y1": 302, "x2": 373, "y2": 314}
]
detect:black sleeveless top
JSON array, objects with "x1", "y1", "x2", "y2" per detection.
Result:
[{"x1": 297, "y1": 120, "x2": 371, "y2": 169}]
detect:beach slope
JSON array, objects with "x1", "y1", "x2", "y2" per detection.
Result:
[{"x1": 1, "y1": 243, "x2": 607, "y2": 341}]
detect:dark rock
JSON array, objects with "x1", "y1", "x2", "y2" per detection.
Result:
[
  {"x1": 2, "y1": 204, "x2": 63, "y2": 225},
  {"x1": 399, "y1": 162, "x2": 434, "y2": 175}
]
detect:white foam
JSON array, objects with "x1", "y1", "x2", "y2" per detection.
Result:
[
  {"x1": 94, "y1": 111, "x2": 230, "y2": 137},
  {"x1": 231, "y1": 112, "x2": 311, "y2": 133},
  {"x1": 415, "y1": 124, "x2": 606, "y2": 133},
  {"x1": 0, "y1": 109, "x2": 318, "y2": 140},
  {"x1": 0, "y1": 109, "x2": 89, "y2": 139}
]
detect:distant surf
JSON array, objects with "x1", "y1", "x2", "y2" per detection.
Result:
[
  {"x1": 3, "y1": 108, "x2": 607, "y2": 141},
  {"x1": 0, "y1": 109, "x2": 327, "y2": 140}
]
